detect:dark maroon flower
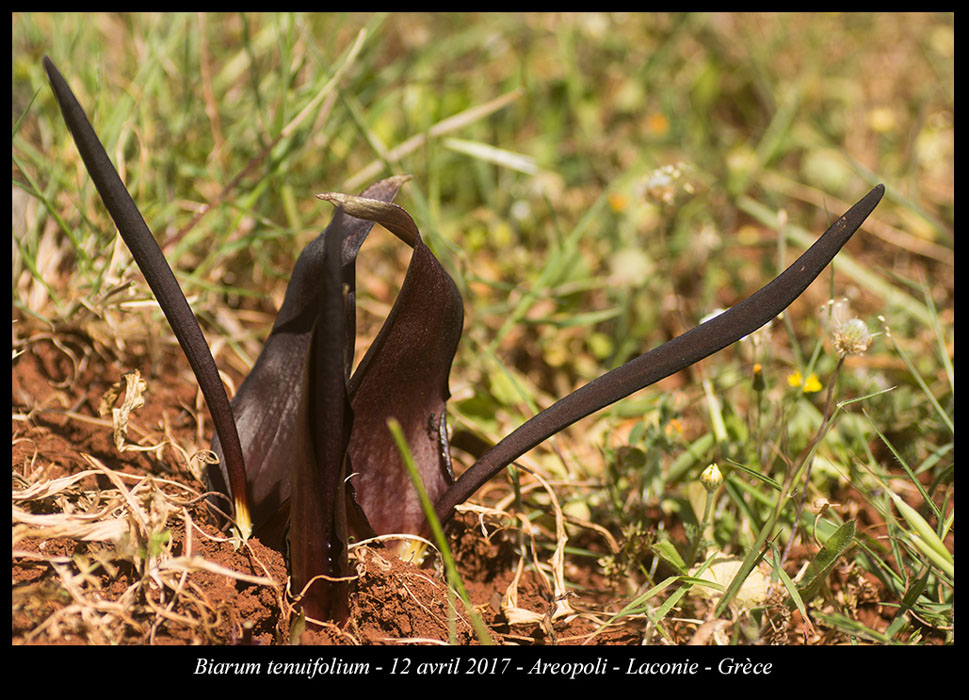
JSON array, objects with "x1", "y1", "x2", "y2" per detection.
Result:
[{"x1": 42, "y1": 56, "x2": 884, "y2": 623}]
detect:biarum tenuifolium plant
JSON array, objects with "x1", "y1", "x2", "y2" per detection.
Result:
[{"x1": 43, "y1": 56, "x2": 885, "y2": 626}]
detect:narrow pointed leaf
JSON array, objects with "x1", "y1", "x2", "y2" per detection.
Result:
[
  {"x1": 795, "y1": 520, "x2": 856, "y2": 603},
  {"x1": 436, "y1": 185, "x2": 885, "y2": 521},
  {"x1": 42, "y1": 57, "x2": 253, "y2": 535}
]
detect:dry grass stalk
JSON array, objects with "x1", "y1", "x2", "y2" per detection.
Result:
[{"x1": 11, "y1": 444, "x2": 282, "y2": 644}]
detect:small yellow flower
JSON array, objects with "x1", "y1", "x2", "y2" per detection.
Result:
[
  {"x1": 802, "y1": 373, "x2": 822, "y2": 393},
  {"x1": 752, "y1": 363, "x2": 765, "y2": 392},
  {"x1": 867, "y1": 106, "x2": 898, "y2": 134},
  {"x1": 665, "y1": 418, "x2": 683, "y2": 437},
  {"x1": 648, "y1": 112, "x2": 670, "y2": 136},
  {"x1": 787, "y1": 370, "x2": 822, "y2": 393},
  {"x1": 608, "y1": 192, "x2": 628, "y2": 212}
]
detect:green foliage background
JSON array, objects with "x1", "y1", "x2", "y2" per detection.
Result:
[{"x1": 13, "y1": 12, "x2": 953, "y2": 643}]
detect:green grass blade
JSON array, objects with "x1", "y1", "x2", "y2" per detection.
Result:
[{"x1": 387, "y1": 418, "x2": 494, "y2": 645}]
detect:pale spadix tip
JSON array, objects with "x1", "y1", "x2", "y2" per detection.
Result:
[
  {"x1": 234, "y1": 498, "x2": 253, "y2": 540},
  {"x1": 316, "y1": 190, "x2": 419, "y2": 247}
]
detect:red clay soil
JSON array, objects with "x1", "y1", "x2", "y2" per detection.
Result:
[
  {"x1": 12, "y1": 325, "x2": 933, "y2": 646},
  {"x1": 12, "y1": 335, "x2": 644, "y2": 645}
]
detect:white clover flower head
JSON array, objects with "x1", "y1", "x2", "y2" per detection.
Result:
[
  {"x1": 643, "y1": 162, "x2": 691, "y2": 205},
  {"x1": 832, "y1": 317, "x2": 872, "y2": 356},
  {"x1": 821, "y1": 298, "x2": 872, "y2": 355},
  {"x1": 821, "y1": 298, "x2": 872, "y2": 356}
]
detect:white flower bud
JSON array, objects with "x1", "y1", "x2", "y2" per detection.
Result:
[{"x1": 701, "y1": 463, "x2": 723, "y2": 492}]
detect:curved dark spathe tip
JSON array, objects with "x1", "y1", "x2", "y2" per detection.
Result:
[
  {"x1": 43, "y1": 56, "x2": 253, "y2": 534},
  {"x1": 435, "y1": 183, "x2": 885, "y2": 521}
]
